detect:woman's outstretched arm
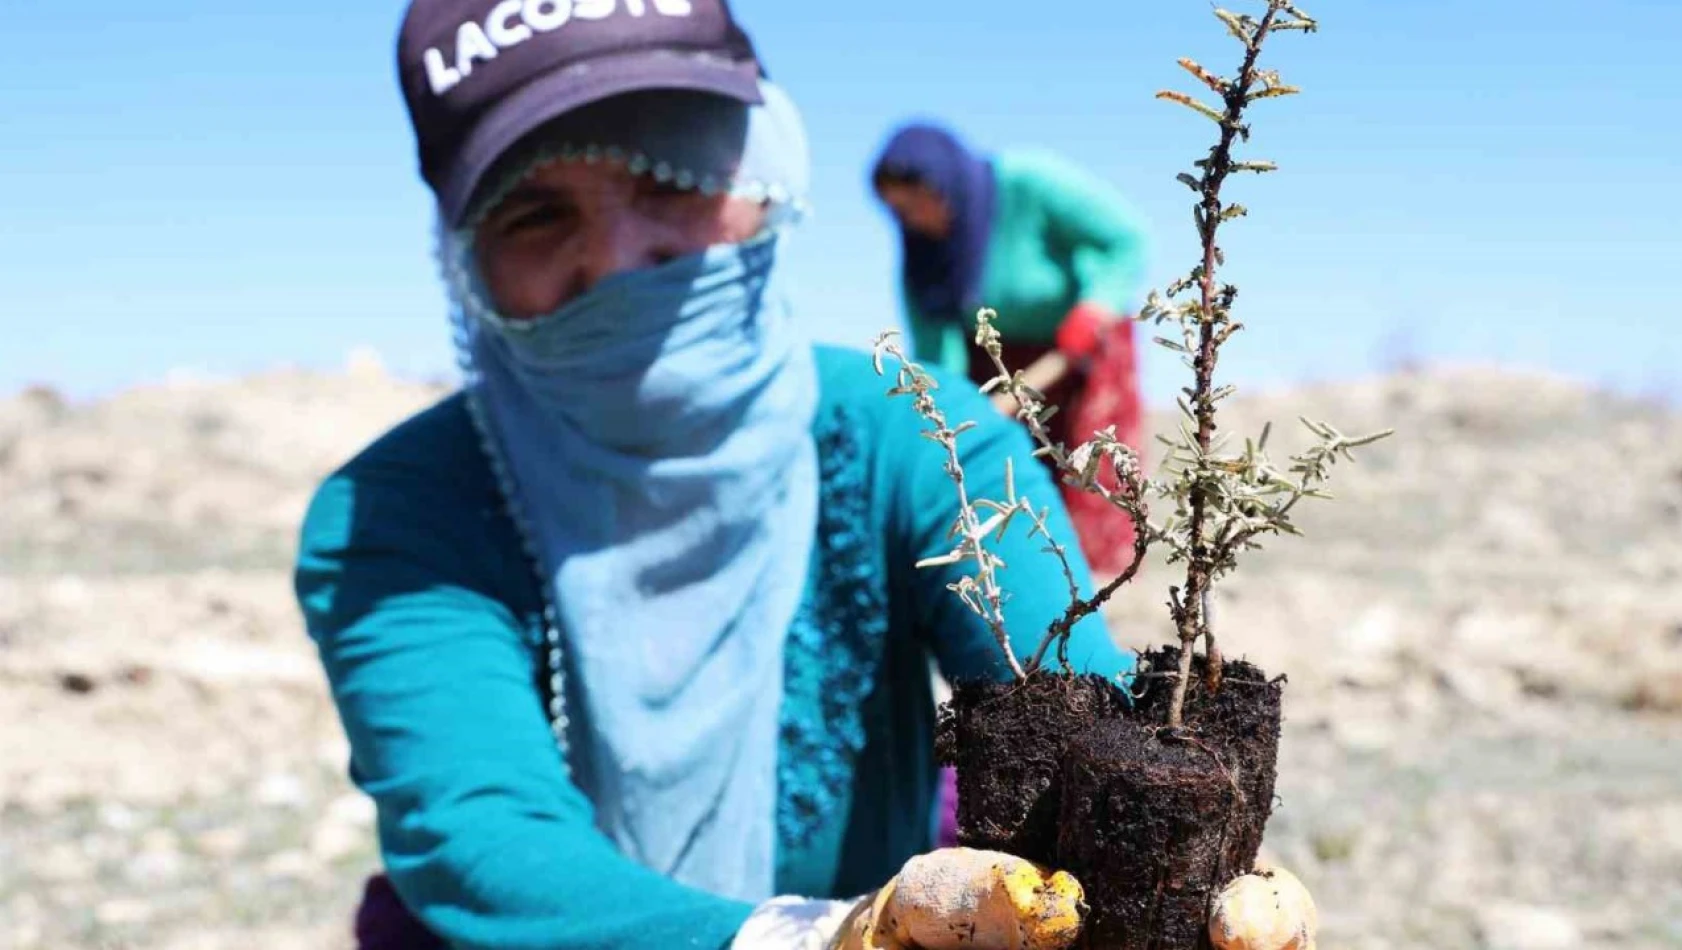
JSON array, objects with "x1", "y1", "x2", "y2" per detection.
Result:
[{"x1": 296, "y1": 441, "x2": 755, "y2": 950}]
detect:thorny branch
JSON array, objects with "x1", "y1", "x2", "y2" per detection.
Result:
[
  {"x1": 1163, "y1": 1, "x2": 1292, "y2": 722},
  {"x1": 1144, "y1": 0, "x2": 1387, "y2": 729},
  {"x1": 968, "y1": 314, "x2": 1159, "y2": 675},
  {"x1": 874, "y1": 320, "x2": 1158, "y2": 680},
  {"x1": 871, "y1": 334, "x2": 1029, "y2": 679}
]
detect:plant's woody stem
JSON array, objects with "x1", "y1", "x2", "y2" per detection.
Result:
[{"x1": 1168, "y1": 2, "x2": 1284, "y2": 729}]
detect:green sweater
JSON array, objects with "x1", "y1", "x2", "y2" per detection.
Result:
[
  {"x1": 294, "y1": 346, "x2": 1129, "y2": 950},
  {"x1": 905, "y1": 149, "x2": 1150, "y2": 377}
]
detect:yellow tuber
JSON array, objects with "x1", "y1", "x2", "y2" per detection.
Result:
[{"x1": 1208, "y1": 865, "x2": 1318, "y2": 950}]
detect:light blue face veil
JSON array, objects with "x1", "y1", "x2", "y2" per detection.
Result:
[{"x1": 434, "y1": 81, "x2": 815, "y2": 903}]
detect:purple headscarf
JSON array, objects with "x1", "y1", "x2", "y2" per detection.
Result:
[{"x1": 872, "y1": 122, "x2": 997, "y2": 325}]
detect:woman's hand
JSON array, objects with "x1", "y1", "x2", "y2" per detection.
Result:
[
  {"x1": 1208, "y1": 865, "x2": 1319, "y2": 950},
  {"x1": 1053, "y1": 301, "x2": 1117, "y2": 362},
  {"x1": 829, "y1": 849, "x2": 1318, "y2": 950},
  {"x1": 831, "y1": 849, "x2": 1081, "y2": 950}
]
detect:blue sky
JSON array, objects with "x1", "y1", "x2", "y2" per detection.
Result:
[{"x1": 3, "y1": 0, "x2": 1678, "y2": 401}]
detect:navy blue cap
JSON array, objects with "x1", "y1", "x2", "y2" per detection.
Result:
[{"x1": 397, "y1": 0, "x2": 766, "y2": 225}]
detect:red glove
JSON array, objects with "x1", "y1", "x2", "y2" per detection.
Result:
[{"x1": 1054, "y1": 301, "x2": 1114, "y2": 361}]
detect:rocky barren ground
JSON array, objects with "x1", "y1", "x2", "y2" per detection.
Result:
[{"x1": 2, "y1": 359, "x2": 1679, "y2": 949}]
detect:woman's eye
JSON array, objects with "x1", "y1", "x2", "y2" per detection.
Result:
[{"x1": 497, "y1": 203, "x2": 568, "y2": 236}]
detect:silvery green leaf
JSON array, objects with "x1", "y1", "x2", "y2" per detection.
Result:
[
  {"x1": 1347, "y1": 428, "x2": 1396, "y2": 447},
  {"x1": 1214, "y1": 8, "x2": 1256, "y2": 47},
  {"x1": 1299, "y1": 416, "x2": 1333, "y2": 438}
]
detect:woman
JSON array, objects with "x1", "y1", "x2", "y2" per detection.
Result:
[
  {"x1": 297, "y1": 2, "x2": 1314, "y2": 947},
  {"x1": 871, "y1": 123, "x2": 1149, "y2": 575}
]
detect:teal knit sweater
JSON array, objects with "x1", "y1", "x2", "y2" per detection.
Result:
[{"x1": 293, "y1": 345, "x2": 1130, "y2": 950}]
